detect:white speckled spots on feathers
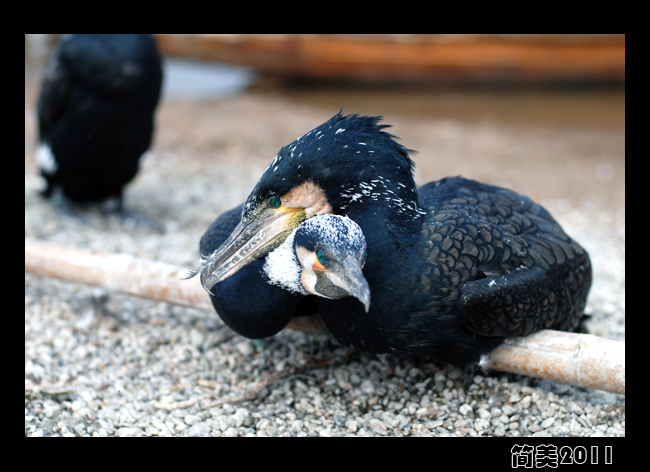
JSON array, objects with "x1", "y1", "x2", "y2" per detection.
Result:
[
  {"x1": 301, "y1": 214, "x2": 365, "y2": 250},
  {"x1": 339, "y1": 175, "x2": 426, "y2": 217}
]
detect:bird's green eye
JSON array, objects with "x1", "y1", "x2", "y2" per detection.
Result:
[
  {"x1": 268, "y1": 196, "x2": 282, "y2": 208},
  {"x1": 362, "y1": 252, "x2": 368, "y2": 268},
  {"x1": 317, "y1": 248, "x2": 326, "y2": 265}
]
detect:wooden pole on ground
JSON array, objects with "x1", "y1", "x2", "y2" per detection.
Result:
[{"x1": 25, "y1": 238, "x2": 624, "y2": 395}]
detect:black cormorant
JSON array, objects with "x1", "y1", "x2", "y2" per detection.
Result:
[
  {"x1": 36, "y1": 34, "x2": 163, "y2": 209},
  {"x1": 196, "y1": 112, "x2": 592, "y2": 366},
  {"x1": 195, "y1": 208, "x2": 369, "y2": 339}
]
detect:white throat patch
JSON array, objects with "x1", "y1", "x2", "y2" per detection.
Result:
[{"x1": 263, "y1": 229, "x2": 308, "y2": 295}]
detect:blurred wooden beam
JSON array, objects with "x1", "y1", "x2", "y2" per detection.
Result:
[
  {"x1": 25, "y1": 238, "x2": 624, "y2": 394},
  {"x1": 154, "y1": 34, "x2": 625, "y2": 83}
]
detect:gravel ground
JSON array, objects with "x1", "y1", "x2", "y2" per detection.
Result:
[{"x1": 25, "y1": 61, "x2": 625, "y2": 437}]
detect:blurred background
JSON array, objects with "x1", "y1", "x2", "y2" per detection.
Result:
[
  {"x1": 24, "y1": 34, "x2": 625, "y2": 438},
  {"x1": 26, "y1": 34, "x2": 625, "y2": 215}
]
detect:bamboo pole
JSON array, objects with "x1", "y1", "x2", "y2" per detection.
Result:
[
  {"x1": 25, "y1": 238, "x2": 624, "y2": 394},
  {"x1": 486, "y1": 331, "x2": 624, "y2": 394}
]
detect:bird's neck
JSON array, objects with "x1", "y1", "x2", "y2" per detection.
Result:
[{"x1": 335, "y1": 181, "x2": 424, "y2": 231}]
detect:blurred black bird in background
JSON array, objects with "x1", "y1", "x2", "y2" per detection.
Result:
[
  {"x1": 36, "y1": 34, "x2": 162, "y2": 211},
  {"x1": 195, "y1": 112, "x2": 592, "y2": 366},
  {"x1": 195, "y1": 209, "x2": 369, "y2": 339}
]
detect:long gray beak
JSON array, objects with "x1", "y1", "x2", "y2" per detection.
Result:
[{"x1": 197, "y1": 205, "x2": 307, "y2": 293}]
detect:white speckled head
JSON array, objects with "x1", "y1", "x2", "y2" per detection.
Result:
[
  {"x1": 264, "y1": 214, "x2": 370, "y2": 310},
  {"x1": 299, "y1": 214, "x2": 366, "y2": 252}
]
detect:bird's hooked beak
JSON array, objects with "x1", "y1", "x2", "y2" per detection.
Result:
[
  {"x1": 325, "y1": 257, "x2": 371, "y2": 313},
  {"x1": 198, "y1": 204, "x2": 307, "y2": 293}
]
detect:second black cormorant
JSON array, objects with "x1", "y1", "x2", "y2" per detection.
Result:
[
  {"x1": 195, "y1": 209, "x2": 369, "y2": 339},
  {"x1": 36, "y1": 34, "x2": 163, "y2": 210},
  {"x1": 195, "y1": 112, "x2": 592, "y2": 366}
]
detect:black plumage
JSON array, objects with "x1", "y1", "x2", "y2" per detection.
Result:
[
  {"x1": 198, "y1": 208, "x2": 369, "y2": 339},
  {"x1": 197, "y1": 112, "x2": 592, "y2": 366},
  {"x1": 36, "y1": 34, "x2": 162, "y2": 207}
]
